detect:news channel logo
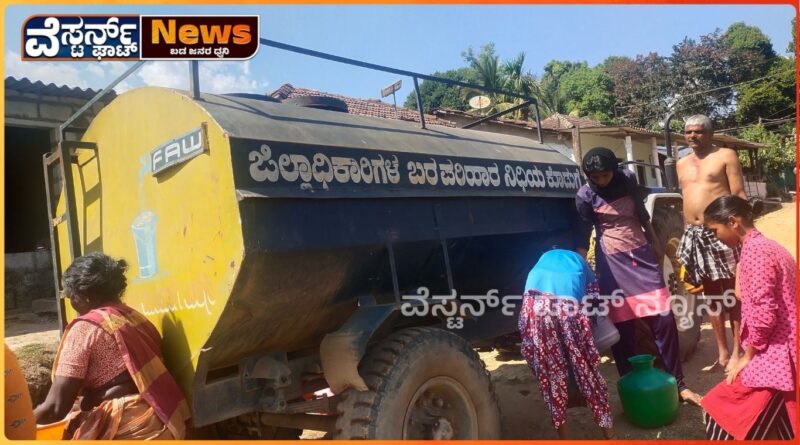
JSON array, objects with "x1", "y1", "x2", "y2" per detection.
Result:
[{"x1": 22, "y1": 15, "x2": 259, "y2": 61}]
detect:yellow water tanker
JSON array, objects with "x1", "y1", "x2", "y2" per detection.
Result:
[{"x1": 53, "y1": 86, "x2": 582, "y2": 435}]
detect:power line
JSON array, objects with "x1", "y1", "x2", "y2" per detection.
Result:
[
  {"x1": 762, "y1": 113, "x2": 797, "y2": 122},
  {"x1": 611, "y1": 54, "x2": 791, "y2": 113},
  {"x1": 716, "y1": 117, "x2": 796, "y2": 133},
  {"x1": 679, "y1": 68, "x2": 793, "y2": 99},
  {"x1": 624, "y1": 109, "x2": 796, "y2": 136},
  {"x1": 681, "y1": 52, "x2": 790, "y2": 76},
  {"x1": 762, "y1": 105, "x2": 797, "y2": 120}
]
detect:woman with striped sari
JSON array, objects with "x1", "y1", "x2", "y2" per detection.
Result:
[{"x1": 34, "y1": 252, "x2": 191, "y2": 439}]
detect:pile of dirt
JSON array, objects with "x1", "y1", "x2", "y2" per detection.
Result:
[{"x1": 14, "y1": 342, "x2": 58, "y2": 406}]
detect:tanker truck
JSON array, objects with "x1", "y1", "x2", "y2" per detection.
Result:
[{"x1": 42, "y1": 42, "x2": 697, "y2": 440}]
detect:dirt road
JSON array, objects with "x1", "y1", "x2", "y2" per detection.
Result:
[
  {"x1": 483, "y1": 322, "x2": 720, "y2": 439},
  {"x1": 756, "y1": 202, "x2": 795, "y2": 258}
]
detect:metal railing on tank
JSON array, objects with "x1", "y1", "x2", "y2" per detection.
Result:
[{"x1": 45, "y1": 39, "x2": 549, "y2": 329}]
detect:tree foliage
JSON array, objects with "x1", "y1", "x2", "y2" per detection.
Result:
[
  {"x1": 406, "y1": 21, "x2": 794, "y2": 146},
  {"x1": 723, "y1": 22, "x2": 776, "y2": 83},
  {"x1": 739, "y1": 124, "x2": 796, "y2": 179},
  {"x1": 559, "y1": 65, "x2": 615, "y2": 122},
  {"x1": 736, "y1": 83, "x2": 793, "y2": 124},
  {"x1": 735, "y1": 57, "x2": 795, "y2": 125},
  {"x1": 668, "y1": 31, "x2": 735, "y2": 122},
  {"x1": 460, "y1": 44, "x2": 537, "y2": 119},
  {"x1": 403, "y1": 68, "x2": 474, "y2": 113},
  {"x1": 531, "y1": 60, "x2": 585, "y2": 116},
  {"x1": 603, "y1": 53, "x2": 672, "y2": 128}
]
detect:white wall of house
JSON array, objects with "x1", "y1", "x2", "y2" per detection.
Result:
[
  {"x1": 433, "y1": 114, "x2": 577, "y2": 163},
  {"x1": 578, "y1": 134, "x2": 661, "y2": 187}
]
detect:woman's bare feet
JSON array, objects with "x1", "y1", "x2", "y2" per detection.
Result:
[
  {"x1": 601, "y1": 427, "x2": 616, "y2": 439},
  {"x1": 680, "y1": 388, "x2": 703, "y2": 407},
  {"x1": 557, "y1": 423, "x2": 569, "y2": 440}
]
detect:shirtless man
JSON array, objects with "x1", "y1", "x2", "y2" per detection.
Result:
[{"x1": 676, "y1": 114, "x2": 746, "y2": 373}]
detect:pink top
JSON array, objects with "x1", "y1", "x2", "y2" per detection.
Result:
[
  {"x1": 54, "y1": 320, "x2": 127, "y2": 388},
  {"x1": 738, "y1": 229, "x2": 797, "y2": 392}
]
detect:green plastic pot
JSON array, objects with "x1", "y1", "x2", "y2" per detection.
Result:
[{"x1": 617, "y1": 354, "x2": 679, "y2": 428}]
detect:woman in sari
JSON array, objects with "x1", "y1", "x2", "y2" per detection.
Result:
[
  {"x1": 701, "y1": 195, "x2": 796, "y2": 440},
  {"x1": 34, "y1": 252, "x2": 191, "y2": 440}
]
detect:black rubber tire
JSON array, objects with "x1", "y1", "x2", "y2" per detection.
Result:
[
  {"x1": 635, "y1": 205, "x2": 701, "y2": 362},
  {"x1": 333, "y1": 327, "x2": 501, "y2": 439},
  {"x1": 284, "y1": 96, "x2": 348, "y2": 112}
]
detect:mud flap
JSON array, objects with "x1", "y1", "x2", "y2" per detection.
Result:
[{"x1": 319, "y1": 303, "x2": 398, "y2": 394}]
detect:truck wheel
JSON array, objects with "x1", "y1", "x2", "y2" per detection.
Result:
[
  {"x1": 333, "y1": 327, "x2": 501, "y2": 439},
  {"x1": 636, "y1": 206, "x2": 701, "y2": 361}
]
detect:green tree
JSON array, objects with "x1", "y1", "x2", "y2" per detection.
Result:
[
  {"x1": 735, "y1": 57, "x2": 796, "y2": 125},
  {"x1": 500, "y1": 53, "x2": 536, "y2": 119},
  {"x1": 788, "y1": 17, "x2": 796, "y2": 54},
  {"x1": 603, "y1": 53, "x2": 672, "y2": 128},
  {"x1": 462, "y1": 43, "x2": 505, "y2": 93},
  {"x1": 669, "y1": 30, "x2": 735, "y2": 122},
  {"x1": 559, "y1": 65, "x2": 615, "y2": 122},
  {"x1": 403, "y1": 67, "x2": 474, "y2": 113},
  {"x1": 735, "y1": 82, "x2": 793, "y2": 124},
  {"x1": 531, "y1": 60, "x2": 585, "y2": 116},
  {"x1": 461, "y1": 44, "x2": 537, "y2": 119},
  {"x1": 722, "y1": 22, "x2": 776, "y2": 83},
  {"x1": 738, "y1": 124, "x2": 796, "y2": 184}
]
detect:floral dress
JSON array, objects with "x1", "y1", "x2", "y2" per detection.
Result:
[{"x1": 518, "y1": 250, "x2": 613, "y2": 430}]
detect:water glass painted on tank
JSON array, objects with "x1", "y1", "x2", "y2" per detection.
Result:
[{"x1": 131, "y1": 211, "x2": 159, "y2": 278}]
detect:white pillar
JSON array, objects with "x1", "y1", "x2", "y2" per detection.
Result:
[
  {"x1": 571, "y1": 128, "x2": 582, "y2": 166},
  {"x1": 624, "y1": 135, "x2": 635, "y2": 176},
  {"x1": 651, "y1": 136, "x2": 663, "y2": 187}
]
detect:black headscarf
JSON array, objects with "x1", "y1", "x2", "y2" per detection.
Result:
[
  {"x1": 581, "y1": 147, "x2": 627, "y2": 199},
  {"x1": 582, "y1": 147, "x2": 618, "y2": 174},
  {"x1": 578, "y1": 146, "x2": 651, "y2": 228}
]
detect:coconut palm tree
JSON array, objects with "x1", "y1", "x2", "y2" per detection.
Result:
[{"x1": 462, "y1": 44, "x2": 538, "y2": 120}]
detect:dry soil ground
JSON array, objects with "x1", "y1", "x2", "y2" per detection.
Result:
[
  {"x1": 484, "y1": 202, "x2": 796, "y2": 439},
  {"x1": 6, "y1": 203, "x2": 796, "y2": 439}
]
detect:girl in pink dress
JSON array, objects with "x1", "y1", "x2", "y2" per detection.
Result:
[{"x1": 701, "y1": 195, "x2": 796, "y2": 440}]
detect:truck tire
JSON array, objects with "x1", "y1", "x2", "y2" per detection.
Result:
[
  {"x1": 333, "y1": 327, "x2": 501, "y2": 439},
  {"x1": 636, "y1": 206, "x2": 701, "y2": 361}
]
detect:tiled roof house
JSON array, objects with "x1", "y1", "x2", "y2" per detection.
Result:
[{"x1": 269, "y1": 83, "x2": 456, "y2": 127}]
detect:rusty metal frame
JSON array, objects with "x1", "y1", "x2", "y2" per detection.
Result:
[{"x1": 259, "y1": 38, "x2": 544, "y2": 142}]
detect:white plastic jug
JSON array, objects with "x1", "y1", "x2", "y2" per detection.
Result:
[{"x1": 591, "y1": 315, "x2": 620, "y2": 351}]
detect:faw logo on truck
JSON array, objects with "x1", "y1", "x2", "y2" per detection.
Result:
[{"x1": 150, "y1": 124, "x2": 208, "y2": 176}]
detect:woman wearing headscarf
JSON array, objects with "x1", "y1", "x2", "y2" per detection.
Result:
[
  {"x1": 33, "y1": 252, "x2": 191, "y2": 439},
  {"x1": 575, "y1": 147, "x2": 701, "y2": 406}
]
